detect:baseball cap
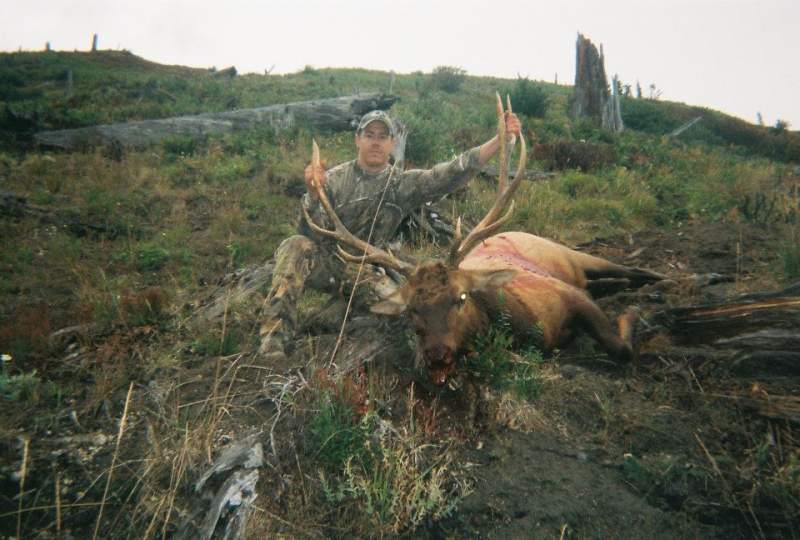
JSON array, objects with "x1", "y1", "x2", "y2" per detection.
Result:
[{"x1": 356, "y1": 110, "x2": 395, "y2": 137}]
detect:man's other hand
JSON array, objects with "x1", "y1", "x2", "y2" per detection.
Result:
[{"x1": 304, "y1": 160, "x2": 327, "y2": 197}]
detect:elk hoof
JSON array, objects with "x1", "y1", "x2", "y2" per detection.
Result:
[{"x1": 617, "y1": 307, "x2": 640, "y2": 363}]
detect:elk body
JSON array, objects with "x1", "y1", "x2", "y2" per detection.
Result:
[{"x1": 305, "y1": 95, "x2": 664, "y2": 386}]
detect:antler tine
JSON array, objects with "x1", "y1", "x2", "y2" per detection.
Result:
[
  {"x1": 447, "y1": 217, "x2": 463, "y2": 266},
  {"x1": 505, "y1": 94, "x2": 517, "y2": 162},
  {"x1": 335, "y1": 245, "x2": 416, "y2": 271},
  {"x1": 496, "y1": 92, "x2": 508, "y2": 193},
  {"x1": 450, "y1": 95, "x2": 528, "y2": 265},
  {"x1": 302, "y1": 140, "x2": 414, "y2": 276}
]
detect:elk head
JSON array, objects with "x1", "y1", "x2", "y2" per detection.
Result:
[
  {"x1": 371, "y1": 262, "x2": 517, "y2": 386},
  {"x1": 304, "y1": 94, "x2": 527, "y2": 386}
]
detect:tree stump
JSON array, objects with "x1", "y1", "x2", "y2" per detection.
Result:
[{"x1": 571, "y1": 33, "x2": 623, "y2": 133}]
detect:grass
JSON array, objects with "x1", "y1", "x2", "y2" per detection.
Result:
[
  {"x1": 1, "y1": 48, "x2": 799, "y2": 538},
  {"x1": 309, "y1": 381, "x2": 470, "y2": 536},
  {"x1": 466, "y1": 312, "x2": 545, "y2": 402},
  {"x1": 778, "y1": 227, "x2": 800, "y2": 280}
]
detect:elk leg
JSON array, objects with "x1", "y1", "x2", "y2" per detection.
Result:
[
  {"x1": 584, "y1": 262, "x2": 665, "y2": 287},
  {"x1": 573, "y1": 299, "x2": 633, "y2": 363}
]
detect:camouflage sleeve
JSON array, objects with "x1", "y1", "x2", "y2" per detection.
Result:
[{"x1": 393, "y1": 146, "x2": 482, "y2": 210}]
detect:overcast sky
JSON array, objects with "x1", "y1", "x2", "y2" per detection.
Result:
[{"x1": 3, "y1": 0, "x2": 798, "y2": 128}]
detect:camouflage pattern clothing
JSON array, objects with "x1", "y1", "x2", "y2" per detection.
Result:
[
  {"x1": 300, "y1": 146, "x2": 482, "y2": 246},
  {"x1": 259, "y1": 146, "x2": 484, "y2": 358}
]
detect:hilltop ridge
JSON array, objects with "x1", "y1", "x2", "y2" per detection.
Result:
[{"x1": 1, "y1": 49, "x2": 798, "y2": 163}]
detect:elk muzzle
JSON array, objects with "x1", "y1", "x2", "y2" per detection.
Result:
[{"x1": 424, "y1": 343, "x2": 457, "y2": 386}]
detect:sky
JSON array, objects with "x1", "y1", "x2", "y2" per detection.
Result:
[{"x1": 3, "y1": 0, "x2": 798, "y2": 128}]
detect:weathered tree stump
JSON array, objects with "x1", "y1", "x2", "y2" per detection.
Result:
[
  {"x1": 571, "y1": 33, "x2": 623, "y2": 133},
  {"x1": 175, "y1": 433, "x2": 264, "y2": 540}
]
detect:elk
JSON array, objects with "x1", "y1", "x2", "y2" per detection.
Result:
[{"x1": 304, "y1": 94, "x2": 664, "y2": 386}]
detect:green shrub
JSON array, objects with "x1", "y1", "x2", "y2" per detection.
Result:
[
  {"x1": 190, "y1": 328, "x2": 242, "y2": 356},
  {"x1": 226, "y1": 241, "x2": 254, "y2": 267},
  {"x1": 308, "y1": 395, "x2": 373, "y2": 471},
  {"x1": 508, "y1": 77, "x2": 549, "y2": 118},
  {"x1": 534, "y1": 140, "x2": 616, "y2": 171},
  {"x1": 621, "y1": 98, "x2": 683, "y2": 135},
  {"x1": 163, "y1": 134, "x2": 204, "y2": 160},
  {"x1": 308, "y1": 391, "x2": 468, "y2": 535},
  {"x1": 466, "y1": 312, "x2": 544, "y2": 402},
  {"x1": 430, "y1": 66, "x2": 466, "y2": 94},
  {"x1": 402, "y1": 96, "x2": 453, "y2": 165},
  {"x1": 135, "y1": 245, "x2": 169, "y2": 271},
  {"x1": 779, "y1": 239, "x2": 800, "y2": 281},
  {"x1": 0, "y1": 367, "x2": 47, "y2": 403},
  {"x1": 319, "y1": 422, "x2": 465, "y2": 534}
]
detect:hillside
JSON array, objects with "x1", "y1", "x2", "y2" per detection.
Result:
[{"x1": 1, "y1": 51, "x2": 799, "y2": 538}]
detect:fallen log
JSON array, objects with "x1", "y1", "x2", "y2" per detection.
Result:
[
  {"x1": 34, "y1": 93, "x2": 397, "y2": 150},
  {"x1": 714, "y1": 392, "x2": 800, "y2": 425},
  {"x1": 642, "y1": 282, "x2": 800, "y2": 375},
  {"x1": 644, "y1": 289, "x2": 800, "y2": 347},
  {"x1": 669, "y1": 116, "x2": 703, "y2": 138}
]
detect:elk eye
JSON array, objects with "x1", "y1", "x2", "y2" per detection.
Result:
[{"x1": 459, "y1": 292, "x2": 467, "y2": 304}]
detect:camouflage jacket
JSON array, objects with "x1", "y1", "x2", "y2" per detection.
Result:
[{"x1": 300, "y1": 146, "x2": 482, "y2": 248}]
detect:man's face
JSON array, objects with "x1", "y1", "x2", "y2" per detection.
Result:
[{"x1": 355, "y1": 121, "x2": 395, "y2": 172}]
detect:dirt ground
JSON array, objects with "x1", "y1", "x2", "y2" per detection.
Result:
[{"x1": 2, "y1": 220, "x2": 797, "y2": 539}]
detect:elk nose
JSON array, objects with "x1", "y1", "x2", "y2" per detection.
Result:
[{"x1": 424, "y1": 344, "x2": 451, "y2": 363}]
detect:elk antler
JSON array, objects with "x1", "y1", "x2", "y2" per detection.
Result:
[
  {"x1": 302, "y1": 140, "x2": 415, "y2": 276},
  {"x1": 448, "y1": 93, "x2": 528, "y2": 266}
]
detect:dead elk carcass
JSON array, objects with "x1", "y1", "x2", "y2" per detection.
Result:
[{"x1": 304, "y1": 94, "x2": 664, "y2": 386}]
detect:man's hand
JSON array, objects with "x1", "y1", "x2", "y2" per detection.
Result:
[
  {"x1": 304, "y1": 159, "x2": 327, "y2": 197},
  {"x1": 505, "y1": 111, "x2": 522, "y2": 139},
  {"x1": 477, "y1": 112, "x2": 524, "y2": 166}
]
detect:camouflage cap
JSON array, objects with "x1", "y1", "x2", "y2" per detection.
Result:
[{"x1": 356, "y1": 110, "x2": 395, "y2": 137}]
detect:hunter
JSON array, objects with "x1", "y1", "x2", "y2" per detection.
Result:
[{"x1": 259, "y1": 108, "x2": 522, "y2": 362}]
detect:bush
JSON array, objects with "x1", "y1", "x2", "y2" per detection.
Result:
[
  {"x1": 0, "y1": 369, "x2": 43, "y2": 402},
  {"x1": 135, "y1": 245, "x2": 169, "y2": 272},
  {"x1": 402, "y1": 96, "x2": 453, "y2": 165},
  {"x1": 430, "y1": 66, "x2": 466, "y2": 94},
  {"x1": 779, "y1": 239, "x2": 800, "y2": 281},
  {"x1": 466, "y1": 313, "x2": 544, "y2": 402},
  {"x1": 162, "y1": 134, "x2": 204, "y2": 161},
  {"x1": 621, "y1": 98, "x2": 683, "y2": 135},
  {"x1": 308, "y1": 394, "x2": 373, "y2": 471},
  {"x1": 190, "y1": 328, "x2": 242, "y2": 356},
  {"x1": 534, "y1": 140, "x2": 617, "y2": 171},
  {"x1": 508, "y1": 77, "x2": 549, "y2": 118},
  {"x1": 308, "y1": 388, "x2": 467, "y2": 535}
]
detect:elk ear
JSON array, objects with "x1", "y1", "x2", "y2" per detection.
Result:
[
  {"x1": 370, "y1": 288, "x2": 409, "y2": 316},
  {"x1": 469, "y1": 269, "x2": 517, "y2": 293}
]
